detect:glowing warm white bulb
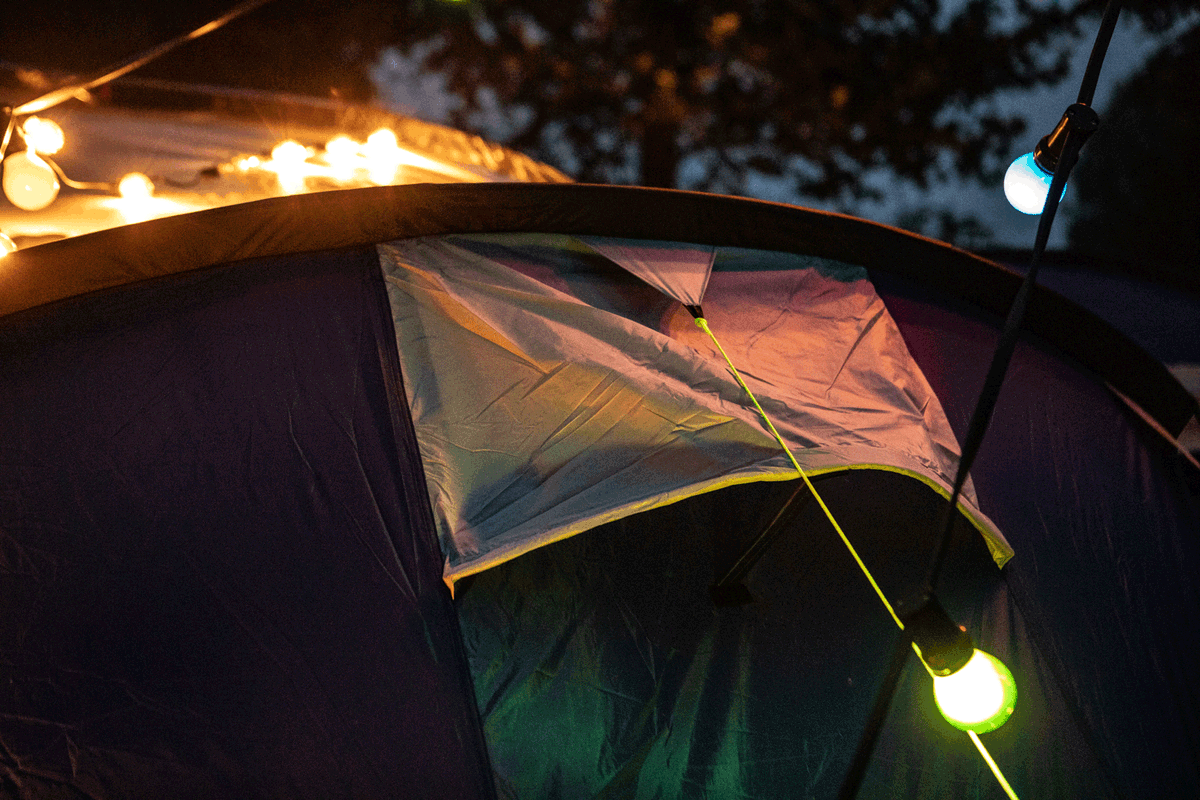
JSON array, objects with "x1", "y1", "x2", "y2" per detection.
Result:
[
  {"x1": 324, "y1": 135, "x2": 363, "y2": 182},
  {"x1": 0, "y1": 230, "x2": 16, "y2": 257},
  {"x1": 2, "y1": 151, "x2": 61, "y2": 211},
  {"x1": 365, "y1": 128, "x2": 399, "y2": 153},
  {"x1": 364, "y1": 128, "x2": 403, "y2": 185},
  {"x1": 1004, "y1": 152, "x2": 1066, "y2": 215},
  {"x1": 118, "y1": 172, "x2": 155, "y2": 199},
  {"x1": 21, "y1": 116, "x2": 66, "y2": 156},
  {"x1": 932, "y1": 649, "x2": 1017, "y2": 734},
  {"x1": 271, "y1": 140, "x2": 309, "y2": 164},
  {"x1": 269, "y1": 140, "x2": 311, "y2": 194}
]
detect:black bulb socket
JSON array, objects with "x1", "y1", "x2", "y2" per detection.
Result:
[
  {"x1": 1033, "y1": 103, "x2": 1100, "y2": 175},
  {"x1": 897, "y1": 592, "x2": 974, "y2": 676}
]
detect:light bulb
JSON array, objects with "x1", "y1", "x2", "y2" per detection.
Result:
[
  {"x1": 1004, "y1": 152, "x2": 1066, "y2": 215},
  {"x1": 932, "y1": 649, "x2": 1016, "y2": 734},
  {"x1": 0, "y1": 230, "x2": 16, "y2": 257},
  {"x1": 364, "y1": 128, "x2": 400, "y2": 153},
  {"x1": 324, "y1": 135, "x2": 363, "y2": 182},
  {"x1": 118, "y1": 172, "x2": 155, "y2": 200},
  {"x1": 112, "y1": 172, "x2": 162, "y2": 223},
  {"x1": 364, "y1": 128, "x2": 402, "y2": 185},
  {"x1": 269, "y1": 140, "x2": 311, "y2": 194},
  {"x1": 271, "y1": 140, "x2": 310, "y2": 165},
  {"x1": 21, "y1": 116, "x2": 65, "y2": 156},
  {"x1": 3, "y1": 151, "x2": 61, "y2": 211}
]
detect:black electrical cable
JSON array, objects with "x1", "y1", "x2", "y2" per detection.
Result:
[
  {"x1": 923, "y1": 129, "x2": 1085, "y2": 591},
  {"x1": 1077, "y1": 0, "x2": 1124, "y2": 106},
  {"x1": 839, "y1": 3, "x2": 1123, "y2": 798},
  {"x1": 924, "y1": 0, "x2": 1122, "y2": 595}
]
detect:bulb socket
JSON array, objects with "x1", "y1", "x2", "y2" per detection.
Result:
[
  {"x1": 897, "y1": 592, "x2": 974, "y2": 676},
  {"x1": 1033, "y1": 103, "x2": 1100, "y2": 175}
]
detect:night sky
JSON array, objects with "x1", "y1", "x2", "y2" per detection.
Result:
[{"x1": 2, "y1": 1, "x2": 1196, "y2": 249}]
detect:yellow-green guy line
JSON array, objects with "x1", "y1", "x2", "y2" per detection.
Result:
[
  {"x1": 969, "y1": 731, "x2": 1021, "y2": 800},
  {"x1": 695, "y1": 316, "x2": 1020, "y2": 800},
  {"x1": 695, "y1": 317, "x2": 904, "y2": 631}
]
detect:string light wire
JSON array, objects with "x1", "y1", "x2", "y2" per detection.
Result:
[
  {"x1": 0, "y1": 107, "x2": 16, "y2": 161},
  {"x1": 13, "y1": 0, "x2": 281, "y2": 117},
  {"x1": 970, "y1": 731, "x2": 1022, "y2": 800},
  {"x1": 694, "y1": 315, "x2": 1019, "y2": 800},
  {"x1": 42, "y1": 156, "x2": 114, "y2": 191}
]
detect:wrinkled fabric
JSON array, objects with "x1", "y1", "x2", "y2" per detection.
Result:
[
  {"x1": 578, "y1": 236, "x2": 714, "y2": 306},
  {"x1": 378, "y1": 234, "x2": 1007, "y2": 580},
  {"x1": 0, "y1": 248, "x2": 495, "y2": 799},
  {"x1": 453, "y1": 280, "x2": 1200, "y2": 800},
  {"x1": 458, "y1": 473, "x2": 1020, "y2": 800}
]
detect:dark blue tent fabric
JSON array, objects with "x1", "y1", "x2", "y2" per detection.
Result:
[
  {"x1": 0, "y1": 248, "x2": 495, "y2": 798},
  {"x1": 875, "y1": 274, "x2": 1200, "y2": 797},
  {"x1": 1, "y1": 183, "x2": 1195, "y2": 799}
]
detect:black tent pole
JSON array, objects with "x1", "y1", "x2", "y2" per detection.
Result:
[{"x1": 710, "y1": 481, "x2": 812, "y2": 606}]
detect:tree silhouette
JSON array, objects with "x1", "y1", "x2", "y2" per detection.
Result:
[
  {"x1": 3, "y1": 0, "x2": 1193, "y2": 211},
  {"x1": 385, "y1": 0, "x2": 1192, "y2": 199},
  {"x1": 1068, "y1": 23, "x2": 1200, "y2": 268}
]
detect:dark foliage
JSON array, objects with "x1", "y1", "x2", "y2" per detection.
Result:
[
  {"x1": 384, "y1": 0, "x2": 1191, "y2": 199},
  {"x1": 1068, "y1": 23, "x2": 1200, "y2": 268},
  {"x1": 2, "y1": 1, "x2": 1193, "y2": 207}
]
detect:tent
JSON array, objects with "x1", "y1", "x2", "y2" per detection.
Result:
[
  {"x1": 1, "y1": 181, "x2": 1197, "y2": 798},
  {"x1": 0, "y1": 91, "x2": 568, "y2": 248}
]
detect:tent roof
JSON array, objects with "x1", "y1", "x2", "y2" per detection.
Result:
[
  {"x1": 3, "y1": 182, "x2": 1194, "y2": 439},
  {"x1": 3, "y1": 174, "x2": 1197, "y2": 800}
]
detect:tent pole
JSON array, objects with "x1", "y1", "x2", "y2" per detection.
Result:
[
  {"x1": 836, "y1": 628, "x2": 913, "y2": 800},
  {"x1": 710, "y1": 481, "x2": 811, "y2": 605}
]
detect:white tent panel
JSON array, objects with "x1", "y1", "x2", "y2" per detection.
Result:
[
  {"x1": 578, "y1": 236, "x2": 714, "y2": 307},
  {"x1": 378, "y1": 234, "x2": 1010, "y2": 582}
]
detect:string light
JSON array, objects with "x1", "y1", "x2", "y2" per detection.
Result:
[
  {"x1": 2, "y1": 150, "x2": 61, "y2": 211},
  {"x1": 268, "y1": 140, "x2": 312, "y2": 194},
  {"x1": 118, "y1": 172, "x2": 155, "y2": 200},
  {"x1": 364, "y1": 128, "x2": 403, "y2": 185},
  {"x1": 1, "y1": 114, "x2": 470, "y2": 221},
  {"x1": 20, "y1": 116, "x2": 66, "y2": 156},
  {"x1": 1004, "y1": 152, "x2": 1064, "y2": 215},
  {"x1": 1003, "y1": 104, "x2": 1100, "y2": 216},
  {"x1": 323, "y1": 135, "x2": 362, "y2": 181},
  {"x1": 933, "y1": 649, "x2": 1017, "y2": 733}
]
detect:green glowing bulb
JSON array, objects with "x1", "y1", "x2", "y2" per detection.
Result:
[{"x1": 932, "y1": 649, "x2": 1016, "y2": 734}]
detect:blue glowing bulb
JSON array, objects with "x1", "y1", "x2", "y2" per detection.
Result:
[{"x1": 1004, "y1": 152, "x2": 1066, "y2": 215}]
